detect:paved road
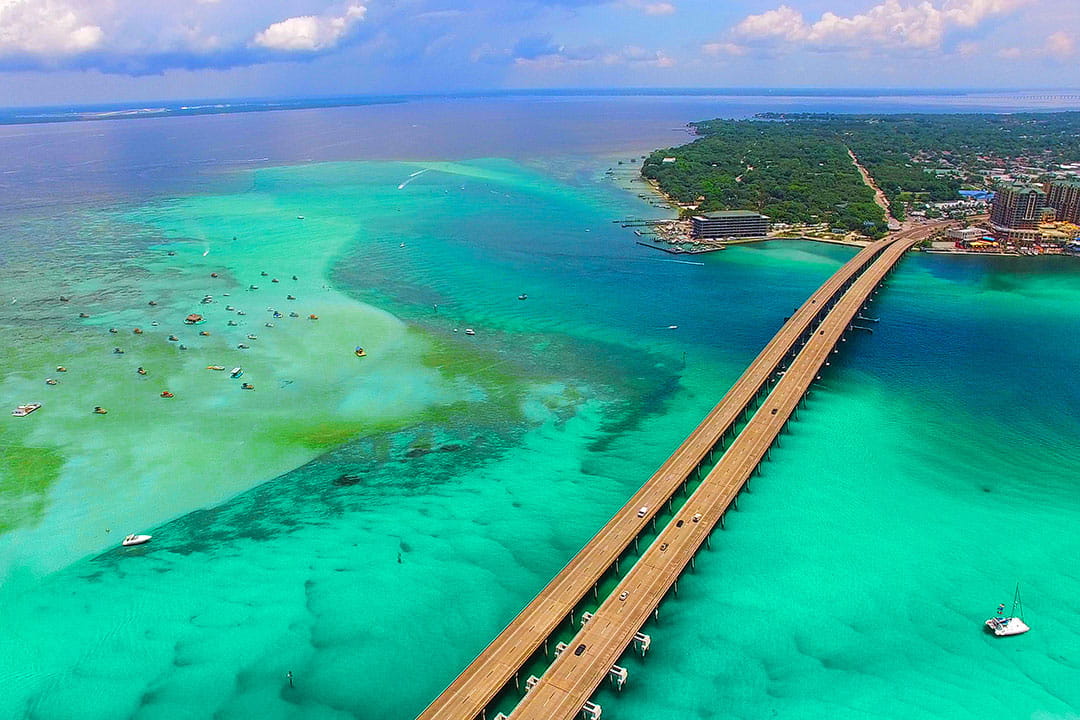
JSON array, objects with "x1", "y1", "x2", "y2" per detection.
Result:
[
  {"x1": 508, "y1": 235, "x2": 922, "y2": 719},
  {"x1": 414, "y1": 238, "x2": 909, "y2": 720}
]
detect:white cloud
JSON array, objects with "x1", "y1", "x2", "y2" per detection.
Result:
[
  {"x1": 643, "y1": 3, "x2": 676, "y2": 15},
  {"x1": 997, "y1": 46, "x2": 1022, "y2": 58},
  {"x1": 252, "y1": 4, "x2": 366, "y2": 52},
  {"x1": 731, "y1": 0, "x2": 1030, "y2": 52},
  {"x1": 0, "y1": 0, "x2": 104, "y2": 55},
  {"x1": 1045, "y1": 31, "x2": 1075, "y2": 60},
  {"x1": 955, "y1": 40, "x2": 979, "y2": 57},
  {"x1": 621, "y1": 1, "x2": 676, "y2": 16},
  {"x1": 702, "y1": 42, "x2": 748, "y2": 57}
]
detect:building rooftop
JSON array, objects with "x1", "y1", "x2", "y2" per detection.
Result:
[{"x1": 695, "y1": 210, "x2": 769, "y2": 219}]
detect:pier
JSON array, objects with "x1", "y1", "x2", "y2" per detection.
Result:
[{"x1": 417, "y1": 225, "x2": 939, "y2": 720}]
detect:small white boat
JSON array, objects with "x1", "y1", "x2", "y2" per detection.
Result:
[
  {"x1": 11, "y1": 402, "x2": 42, "y2": 417},
  {"x1": 297, "y1": 215, "x2": 305, "y2": 220},
  {"x1": 985, "y1": 584, "x2": 1030, "y2": 636},
  {"x1": 464, "y1": 328, "x2": 476, "y2": 336},
  {"x1": 230, "y1": 367, "x2": 243, "y2": 378},
  {"x1": 122, "y1": 534, "x2": 151, "y2": 547}
]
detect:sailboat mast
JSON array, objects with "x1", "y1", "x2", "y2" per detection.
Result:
[{"x1": 1012, "y1": 583, "x2": 1024, "y2": 621}]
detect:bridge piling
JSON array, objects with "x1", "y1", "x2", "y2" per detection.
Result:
[{"x1": 416, "y1": 232, "x2": 936, "y2": 720}]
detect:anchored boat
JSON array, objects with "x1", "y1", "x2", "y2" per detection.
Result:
[
  {"x1": 985, "y1": 584, "x2": 1029, "y2": 636},
  {"x1": 122, "y1": 534, "x2": 151, "y2": 547},
  {"x1": 11, "y1": 402, "x2": 42, "y2": 417}
]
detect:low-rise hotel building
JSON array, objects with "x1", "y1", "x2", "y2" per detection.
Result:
[{"x1": 691, "y1": 210, "x2": 770, "y2": 239}]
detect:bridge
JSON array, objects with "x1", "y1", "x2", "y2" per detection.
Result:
[{"x1": 417, "y1": 227, "x2": 939, "y2": 720}]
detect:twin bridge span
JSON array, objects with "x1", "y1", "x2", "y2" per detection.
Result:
[{"x1": 419, "y1": 227, "x2": 936, "y2": 720}]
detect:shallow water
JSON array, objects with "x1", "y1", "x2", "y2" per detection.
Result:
[{"x1": 1, "y1": 96, "x2": 1078, "y2": 720}]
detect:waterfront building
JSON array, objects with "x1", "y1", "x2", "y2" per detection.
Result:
[
  {"x1": 1045, "y1": 180, "x2": 1080, "y2": 224},
  {"x1": 691, "y1": 210, "x2": 770, "y2": 239},
  {"x1": 947, "y1": 226, "x2": 991, "y2": 242},
  {"x1": 989, "y1": 185, "x2": 1046, "y2": 243}
]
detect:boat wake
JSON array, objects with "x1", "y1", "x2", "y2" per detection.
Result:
[{"x1": 398, "y1": 168, "x2": 430, "y2": 190}]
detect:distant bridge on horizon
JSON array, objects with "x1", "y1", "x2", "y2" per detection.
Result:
[{"x1": 416, "y1": 224, "x2": 945, "y2": 720}]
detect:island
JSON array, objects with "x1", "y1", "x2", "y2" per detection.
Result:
[{"x1": 639, "y1": 112, "x2": 1080, "y2": 252}]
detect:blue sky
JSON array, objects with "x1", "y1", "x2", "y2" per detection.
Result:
[{"x1": 0, "y1": 0, "x2": 1076, "y2": 105}]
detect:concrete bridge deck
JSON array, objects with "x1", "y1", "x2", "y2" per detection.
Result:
[
  {"x1": 418, "y1": 226, "x2": 937, "y2": 720},
  {"x1": 507, "y1": 235, "x2": 922, "y2": 719}
]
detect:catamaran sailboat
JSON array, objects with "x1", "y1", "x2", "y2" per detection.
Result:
[{"x1": 985, "y1": 584, "x2": 1029, "y2": 636}]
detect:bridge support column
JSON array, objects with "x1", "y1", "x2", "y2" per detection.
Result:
[
  {"x1": 691, "y1": 555, "x2": 696, "y2": 571},
  {"x1": 634, "y1": 535, "x2": 639, "y2": 552},
  {"x1": 674, "y1": 579, "x2": 678, "y2": 596},
  {"x1": 593, "y1": 583, "x2": 598, "y2": 599},
  {"x1": 706, "y1": 533, "x2": 712, "y2": 548},
  {"x1": 720, "y1": 513, "x2": 726, "y2": 529},
  {"x1": 515, "y1": 672, "x2": 520, "y2": 692},
  {"x1": 544, "y1": 638, "x2": 549, "y2": 657},
  {"x1": 615, "y1": 557, "x2": 620, "y2": 575}
]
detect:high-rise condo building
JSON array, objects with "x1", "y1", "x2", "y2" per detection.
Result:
[{"x1": 1045, "y1": 180, "x2": 1080, "y2": 224}]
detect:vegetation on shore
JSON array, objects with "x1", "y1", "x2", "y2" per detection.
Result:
[
  {"x1": 642, "y1": 120, "x2": 887, "y2": 237},
  {"x1": 643, "y1": 111, "x2": 1080, "y2": 235}
]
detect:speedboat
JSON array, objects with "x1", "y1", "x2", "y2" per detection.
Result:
[
  {"x1": 246, "y1": 334, "x2": 258, "y2": 340},
  {"x1": 355, "y1": 347, "x2": 367, "y2": 357},
  {"x1": 207, "y1": 365, "x2": 226, "y2": 371},
  {"x1": 241, "y1": 383, "x2": 254, "y2": 390},
  {"x1": 286, "y1": 295, "x2": 296, "y2": 300},
  {"x1": 230, "y1": 367, "x2": 243, "y2": 378},
  {"x1": 45, "y1": 378, "x2": 58, "y2": 385},
  {"x1": 160, "y1": 391, "x2": 174, "y2": 398},
  {"x1": 237, "y1": 343, "x2": 249, "y2": 349},
  {"x1": 185, "y1": 314, "x2": 204, "y2": 324},
  {"x1": 11, "y1": 403, "x2": 41, "y2": 417},
  {"x1": 518, "y1": 294, "x2": 528, "y2": 300},
  {"x1": 227, "y1": 320, "x2": 238, "y2": 326},
  {"x1": 464, "y1": 328, "x2": 476, "y2": 336},
  {"x1": 93, "y1": 406, "x2": 108, "y2": 415},
  {"x1": 986, "y1": 584, "x2": 1030, "y2": 636},
  {"x1": 122, "y1": 534, "x2": 151, "y2": 547}
]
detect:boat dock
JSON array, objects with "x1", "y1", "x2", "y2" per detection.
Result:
[{"x1": 417, "y1": 225, "x2": 939, "y2": 720}]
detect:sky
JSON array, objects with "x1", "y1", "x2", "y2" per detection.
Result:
[{"x1": 0, "y1": 0, "x2": 1077, "y2": 105}]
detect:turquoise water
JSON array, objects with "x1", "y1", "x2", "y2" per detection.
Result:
[{"x1": 1, "y1": 98, "x2": 1079, "y2": 720}]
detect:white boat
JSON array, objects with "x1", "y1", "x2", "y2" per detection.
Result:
[
  {"x1": 230, "y1": 367, "x2": 243, "y2": 378},
  {"x1": 11, "y1": 402, "x2": 42, "y2": 417},
  {"x1": 985, "y1": 584, "x2": 1029, "y2": 636},
  {"x1": 464, "y1": 328, "x2": 476, "y2": 336},
  {"x1": 122, "y1": 534, "x2": 151, "y2": 546}
]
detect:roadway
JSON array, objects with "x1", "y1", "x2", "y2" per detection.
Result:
[
  {"x1": 416, "y1": 232, "x2": 920, "y2": 720},
  {"x1": 507, "y1": 235, "x2": 923, "y2": 718}
]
